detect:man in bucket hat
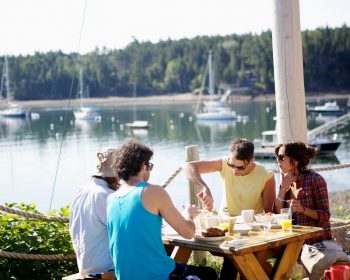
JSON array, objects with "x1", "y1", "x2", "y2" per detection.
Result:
[{"x1": 69, "y1": 149, "x2": 120, "y2": 278}]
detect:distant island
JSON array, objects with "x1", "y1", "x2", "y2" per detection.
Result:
[{"x1": 1, "y1": 25, "x2": 349, "y2": 101}]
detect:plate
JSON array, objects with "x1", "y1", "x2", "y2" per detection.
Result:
[
  {"x1": 193, "y1": 235, "x2": 225, "y2": 242},
  {"x1": 222, "y1": 238, "x2": 249, "y2": 247}
]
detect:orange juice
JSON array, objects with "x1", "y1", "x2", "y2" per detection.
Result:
[
  {"x1": 219, "y1": 222, "x2": 229, "y2": 230},
  {"x1": 281, "y1": 219, "x2": 292, "y2": 230}
]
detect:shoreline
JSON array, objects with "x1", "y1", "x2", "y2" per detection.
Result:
[{"x1": 7, "y1": 92, "x2": 350, "y2": 109}]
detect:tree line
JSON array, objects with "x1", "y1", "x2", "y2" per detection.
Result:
[{"x1": 1, "y1": 25, "x2": 349, "y2": 100}]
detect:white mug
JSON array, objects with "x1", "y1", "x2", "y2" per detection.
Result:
[{"x1": 241, "y1": 209, "x2": 255, "y2": 223}]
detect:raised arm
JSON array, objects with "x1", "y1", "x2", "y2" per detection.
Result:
[
  {"x1": 182, "y1": 159, "x2": 222, "y2": 210},
  {"x1": 262, "y1": 176, "x2": 276, "y2": 213},
  {"x1": 156, "y1": 187, "x2": 199, "y2": 239}
]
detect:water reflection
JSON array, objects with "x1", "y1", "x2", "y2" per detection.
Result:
[{"x1": 0, "y1": 117, "x2": 31, "y2": 136}]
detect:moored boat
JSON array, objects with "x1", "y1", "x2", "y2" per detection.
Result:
[
  {"x1": 195, "y1": 50, "x2": 236, "y2": 121},
  {"x1": 307, "y1": 101, "x2": 344, "y2": 114},
  {"x1": 73, "y1": 69, "x2": 100, "y2": 121},
  {"x1": 0, "y1": 56, "x2": 30, "y2": 118}
]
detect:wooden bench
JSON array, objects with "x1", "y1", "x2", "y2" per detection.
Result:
[{"x1": 62, "y1": 271, "x2": 116, "y2": 280}]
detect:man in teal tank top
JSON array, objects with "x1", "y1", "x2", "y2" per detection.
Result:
[{"x1": 107, "y1": 139, "x2": 217, "y2": 280}]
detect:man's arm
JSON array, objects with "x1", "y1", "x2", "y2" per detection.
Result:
[
  {"x1": 182, "y1": 159, "x2": 222, "y2": 210},
  {"x1": 262, "y1": 176, "x2": 276, "y2": 213},
  {"x1": 150, "y1": 186, "x2": 199, "y2": 239}
]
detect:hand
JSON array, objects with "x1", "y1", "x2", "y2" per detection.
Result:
[
  {"x1": 289, "y1": 199, "x2": 304, "y2": 213},
  {"x1": 197, "y1": 188, "x2": 213, "y2": 211},
  {"x1": 183, "y1": 204, "x2": 200, "y2": 220},
  {"x1": 280, "y1": 172, "x2": 298, "y2": 194}
]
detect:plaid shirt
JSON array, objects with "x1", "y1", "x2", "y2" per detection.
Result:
[{"x1": 282, "y1": 171, "x2": 332, "y2": 244}]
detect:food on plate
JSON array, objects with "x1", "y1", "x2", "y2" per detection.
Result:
[
  {"x1": 201, "y1": 226, "x2": 227, "y2": 237},
  {"x1": 254, "y1": 212, "x2": 274, "y2": 223}
]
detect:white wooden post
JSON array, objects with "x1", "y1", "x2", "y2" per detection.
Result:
[
  {"x1": 185, "y1": 145, "x2": 202, "y2": 208},
  {"x1": 272, "y1": 0, "x2": 307, "y2": 143},
  {"x1": 185, "y1": 145, "x2": 207, "y2": 263}
]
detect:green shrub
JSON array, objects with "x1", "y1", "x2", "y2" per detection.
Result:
[
  {"x1": 0, "y1": 203, "x2": 77, "y2": 280},
  {"x1": 332, "y1": 205, "x2": 350, "y2": 220}
]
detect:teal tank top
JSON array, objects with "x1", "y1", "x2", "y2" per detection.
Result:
[{"x1": 107, "y1": 182, "x2": 175, "y2": 280}]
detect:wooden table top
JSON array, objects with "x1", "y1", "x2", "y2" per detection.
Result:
[{"x1": 162, "y1": 225, "x2": 324, "y2": 256}]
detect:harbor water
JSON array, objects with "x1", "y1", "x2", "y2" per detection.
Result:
[{"x1": 0, "y1": 98, "x2": 349, "y2": 212}]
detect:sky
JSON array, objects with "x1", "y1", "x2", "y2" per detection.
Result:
[{"x1": 0, "y1": 0, "x2": 349, "y2": 56}]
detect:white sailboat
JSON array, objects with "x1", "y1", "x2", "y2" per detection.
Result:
[
  {"x1": 73, "y1": 69, "x2": 100, "y2": 120},
  {"x1": 307, "y1": 100, "x2": 344, "y2": 114},
  {"x1": 125, "y1": 83, "x2": 149, "y2": 129},
  {"x1": 196, "y1": 51, "x2": 237, "y2": 121},
  {"x1": 0, "y1": 56, "x2": 30, "y2": 118}
]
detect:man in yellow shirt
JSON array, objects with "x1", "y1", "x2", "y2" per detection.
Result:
[
  {"x1": 183, "y1": 138, "x2": 276, "y2": 280},
  {"x1": 183, "y1": 138, "x2": 275, "y2": 214}
]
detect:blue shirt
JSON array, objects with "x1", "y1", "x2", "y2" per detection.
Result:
[{"x1": 107, "y1": 182, "x2": 175, "y2": 280}]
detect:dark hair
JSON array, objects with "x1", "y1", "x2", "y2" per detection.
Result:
[
  {"x1": 93, "y1": 176, "x2": 120, "y2": 190},
  {"x1": 229, "y1": 138, "x2": 254, "y2": 162},
  {"x1": 274, "y1": 141, "x2": 316, "y2": 174},
  {"x1": 114, "y1": 139, "x2": 153, "y2": 181}
]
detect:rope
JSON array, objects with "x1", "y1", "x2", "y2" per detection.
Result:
[
  {"x1": 0, "y1": 162, "x2": 349, "y2": 261},
  {"x1": 0, "y1": 205, "x2": 69, "y2": 223},
  {"x1": 49, "y1": 0, "x2": 88, "y2": 211},
  {"x1": 0, "y1": 250, "x2": 76, "y2": 261},
  {"x1": 331, "y1": 223, "x2": 350, "y2": 233},
  {"x1": 162, "y1": 167, "x2": 183, "y2": 188}
]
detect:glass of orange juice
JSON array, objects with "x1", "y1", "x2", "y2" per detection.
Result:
[
  {"x1": 219, "y1": 216, "x2": 229, "y2": 231},
  {"x1": 281, "y1": 219, "x2": 292, "y2": 230}
]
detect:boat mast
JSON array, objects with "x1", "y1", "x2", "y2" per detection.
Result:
[
  {"x1": 133, "y1": 82, "x2": 137, "y2": 121},
  {"x1": 2, "y1": 56, "x2": 12, "y2": 104},
  {"x1": 208, "y1": 50, "x2": 214, "y2": 102},
  {"x1": 79, "y1": 68, "x2": 84, "y2": 108}
]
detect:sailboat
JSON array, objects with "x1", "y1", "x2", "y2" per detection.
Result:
[
  {"x1": 195, "y1": 51, "x2": 237, "y2": 121},
  {"x1": 0, "y1": 56, "x2": 30, "y2": 118},
  {"x1": 73, "y1": 69, "x2": 100, "y2": 120},
  {"x1": 125, "y1": 83, "x2": 149, "y2": 129}
]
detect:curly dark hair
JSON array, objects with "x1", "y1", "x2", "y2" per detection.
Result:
[
  {"x1": 114, "y1": 139, "x2": 153, "y2": 181},
  {"x1": 275, "y1": 141, "x2": 316, "y2": 174},
  {"x1": 229, "y1": 138, "x2": 254, "y2": 162}
]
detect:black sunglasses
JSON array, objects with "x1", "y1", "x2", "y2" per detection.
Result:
[
  {"x1": 147, "y1": 162, "x2": 154, "y2": 171},
  {"x1": 226, "y1": 158, "x2": 248, "y2": 171},
  {"x1": 275, "y1": 154, "x2": 285, "y2": 161}
]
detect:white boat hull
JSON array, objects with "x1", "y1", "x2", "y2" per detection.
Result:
[
  {"x1": 73, "y1": 107, "x2": 99, "y2": 120},
  {"x1": 196, "y1": 111, "x2": 237, "y2": 120},
  {"x1": 125, "y1": 120, "x2": 149, "y2": 129},
  {"x1": 0, "y1": 104, "x2": 30, "y2": 118}
]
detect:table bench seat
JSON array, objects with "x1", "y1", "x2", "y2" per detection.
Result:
[{"x1": 62, "y1": 271, "x2": 116, "y2": 280}]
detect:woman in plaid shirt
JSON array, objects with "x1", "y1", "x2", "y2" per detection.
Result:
[{"x1": 274, "y1": 141, "x2": 332, "y2": 244}]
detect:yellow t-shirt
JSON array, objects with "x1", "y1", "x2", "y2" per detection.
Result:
[{"x1": 219, "y1": 158, "x2": 274, "y2": 216}]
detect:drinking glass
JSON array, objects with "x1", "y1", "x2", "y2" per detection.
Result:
[
  {"x1": 262, "y1": 221, "x2": 271, "y2": 234},
  {"x1": 228, "y1": 216, "x2": 237, "y2": 235},
  {"x1": 281, "y1": 219, "x2": 292, "y2": 231}
]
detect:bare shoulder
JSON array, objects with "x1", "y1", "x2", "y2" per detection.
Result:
[{"x1": 143, "y1": 184, "x2": 169, "y2": 198}]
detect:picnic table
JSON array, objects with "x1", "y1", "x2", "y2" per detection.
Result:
[{"x1": 163, "y1": 225, "x2": 324, "y2": 280}]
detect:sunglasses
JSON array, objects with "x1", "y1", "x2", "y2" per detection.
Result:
[
  {"x1": 147, "y1": 162, "x2": 154, "y2": 171},
  {"x1": 275, "y1": 154, "x2": 285, "y2": 161},
  {"x1": 226, "y1": 158, "x2": 248, "y2": 171}
]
